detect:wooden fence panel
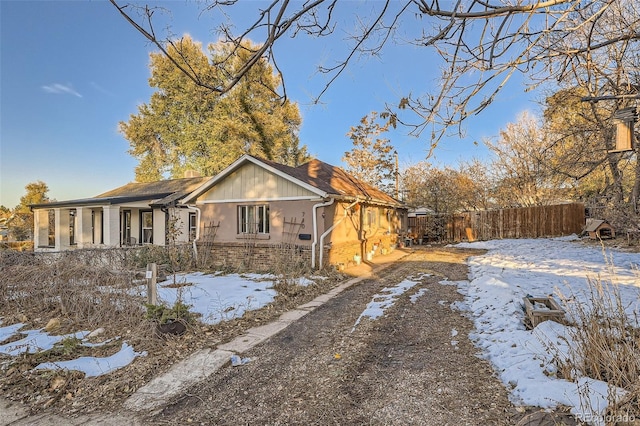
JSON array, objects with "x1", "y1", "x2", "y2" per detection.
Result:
[{"x1": 408, "y1": 203, "x2": 585, "y2": 243}]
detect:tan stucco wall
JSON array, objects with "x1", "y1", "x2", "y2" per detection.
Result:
[
  {"x1": 197, "y1": 199, "x2": 322, "y2": 245},
  {"x1": 197, "y1": 198, "x2": 404, "y2": 269},
  {"x1": 191, "y1": 160, "x2": 406, "y2": 268}
]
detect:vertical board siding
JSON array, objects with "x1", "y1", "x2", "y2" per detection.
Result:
[
  {"x1": 409, "y1": 203, "x2": 585, "y2": 243},
  {"x1": 201, "y1": 163, "x2": 317, "y2": 201}
]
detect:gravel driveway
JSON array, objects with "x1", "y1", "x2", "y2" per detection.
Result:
[{"x1": 148, "y1": 248, "x2": 518, "y2": 425}]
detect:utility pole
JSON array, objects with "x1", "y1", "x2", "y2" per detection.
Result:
[{"x1": 394, "y1": 150, "x2": 399, "y2": 199}]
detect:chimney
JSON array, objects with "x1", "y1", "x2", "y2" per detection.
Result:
[{"x1": 184, "y1": 169, "x2": 201, "y2": 178}]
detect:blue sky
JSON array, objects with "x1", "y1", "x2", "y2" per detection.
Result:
[{"x1": 0, "y1": 1, "x2": 538, "y2": 208}]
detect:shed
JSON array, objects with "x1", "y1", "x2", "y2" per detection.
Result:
[{"x1": 584, "y1": 219, "x2": 616, "y2": 240}]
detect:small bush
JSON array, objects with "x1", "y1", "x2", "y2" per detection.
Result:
[{"x1": 145, "y1": 301, "x2": 194, "y2": 325}]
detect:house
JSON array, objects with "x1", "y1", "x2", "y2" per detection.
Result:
[
  {"x1": 30, "y1": 155, "x2": 407, "y2": 270},
  {"x1": 30, "y1": 176, "x2": 209, "y2": 251},
  {"x1": 181, "y1": 155, "x2": 407, "y2": 270},
  {"x1": 584, "y1": 218, "x2": 616, "y2": 240}
]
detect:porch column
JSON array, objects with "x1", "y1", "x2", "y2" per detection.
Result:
[
  {"x1": 102, "y1": 206, "x2": 120, "y2": 247},
  {"x1": 33, "y1": 209, "x2": 47, "y2": 248},
  {"x1": 75, "y1": 207, "x2": 93, "y2": 248},
  {"x1": 54, "y1": 208, "x2": 70, "y2": 251},
  {"x1": 154, "y1": 209, "x2": 166, "y2": 246},
  {"x1": 93, "y1": 209, "x2": 103, "y2": 245}
]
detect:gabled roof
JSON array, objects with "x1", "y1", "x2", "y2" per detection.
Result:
[
  {"x1": 30, "y1": 176, "x2": 210, "y2": 209},
  {"x1": 584, "y1": 218, "x2": 614, "y2": 232},
  {"x1": 182, "y1": 154, "x2": 403, "y2": 207}
]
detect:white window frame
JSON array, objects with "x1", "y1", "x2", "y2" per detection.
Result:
[
  {"x1": 366, "y1": 207, "x2": 379, "y2": 229},
  {"x1": 188, "y1": 212, "x2": 197, "y2": 241},
  {"x1": 141, "y1": 210, "x2": 153, "y2": 244},
  {"x1": 238, "y1": 204, "x2": 270, "y2": 234}
]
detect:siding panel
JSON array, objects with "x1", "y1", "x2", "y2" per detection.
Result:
[{"x1": 199, "y1": 163, "x2": 318, "y2": 201}]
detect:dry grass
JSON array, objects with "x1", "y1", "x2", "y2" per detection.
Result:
[
  {"x1": 0, "y1": 250, "x2": 149, "y2": 334},
  {"x1": 555, "y1": 261, "x2": 640, "y2": 422},
  {"x1": 0, "y1": 246, "x2": 345, "y2": 415}
]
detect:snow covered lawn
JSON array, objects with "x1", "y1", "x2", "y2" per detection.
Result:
[
  {"x1": 0, "y1": 272, "x2": 289, "y2": 377},
  {"x1": 454, "y1": 236, "x2": 639, "y2": 424},
  {"x1": 154, "y1": 272, "x2": 278, "y2": 324}
]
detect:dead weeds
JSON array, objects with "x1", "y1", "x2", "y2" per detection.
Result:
[{"x1": 0, "y1": 248, "x2": 346, "y2": 416}]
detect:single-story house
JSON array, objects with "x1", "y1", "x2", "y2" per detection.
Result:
[
  {"x1": 182, "y1": 155, "x2": 406, "y2": 269},
  {"x1": 30, "y1": 176, "x2": 209, "y2": 251},
  {"x1": 31, "y1": 154, "x2": 407, "y2": 270}
]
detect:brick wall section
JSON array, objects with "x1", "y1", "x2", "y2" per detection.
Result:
[
  {"x1": 199, "y1": 234, "x2": 399, "y2": 272},
  {"x1": 199, "y1": 242, "x2": 313, "y2": 272}
]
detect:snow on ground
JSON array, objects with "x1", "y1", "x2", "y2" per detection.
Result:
[
  {"x1": 0, "y1": 328, "x2": 90, "y2": 356},
  {"x1": 0, "y1": 272, "x2": 288, "y2": 377},
  {"x1": 453, "y1": 236, "x2": 639, "y2": 424},
  {"x1": 1, "y1": 237, "x2": 638, "y2": 423},
  {"x1": 352, "y1": 272, "x2": 431, "y2": 331},
  {"x1": 33, "y1": 343, "x2": 147, "y2": 377},
  {"x1": 155, "y1": 272, "x2": 278, "y2": 324}
]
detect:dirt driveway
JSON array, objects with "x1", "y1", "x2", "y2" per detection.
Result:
[{"x1": 147, "y1": 248, "x2": 520, "y2": 425}]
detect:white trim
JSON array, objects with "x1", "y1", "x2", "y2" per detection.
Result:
[
  {"x1": 182, "y1": 154, "x2": 328, "y2": 204},
  {"x1": 196, "y1": 196, "x2": 324, "y2": 205},
  {"x1": 312, "y1": 198, "x2": 335, "y2": 269}
]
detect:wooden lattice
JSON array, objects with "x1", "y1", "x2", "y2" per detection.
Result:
[
  {"x1": 197, "y1": 221, "x2": 219, "y2": 269},
  {"x1": 277, "y1": 217, "x2": 305, "y2": 273}
]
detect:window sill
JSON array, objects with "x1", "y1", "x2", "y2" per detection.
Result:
[{"x1": 236, "y1": 234, "x2": 270, "y2": 240}]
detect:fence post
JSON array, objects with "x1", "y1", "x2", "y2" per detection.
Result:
[{"x1": 146, "y1": 262, "x2": 157, "y2": 305}]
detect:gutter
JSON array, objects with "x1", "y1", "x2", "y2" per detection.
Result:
[
  {"x1": 318, "y1": 199, "x2": 359, "y2": 270},
  {"x1": 311, "y1": 198, "x2": 335, "y2": 269}
]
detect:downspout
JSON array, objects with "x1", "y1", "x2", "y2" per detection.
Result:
[
  {"x1": 312, "y1": 198, "x2": 335, "y2": 269},
  {"x1": 185, "y1": 205, "x2": 201, "y2": 261},
  {"x1": 318, "y1": 199, "x2": 359, "y2": 270}
]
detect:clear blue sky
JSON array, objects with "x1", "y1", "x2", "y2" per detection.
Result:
[{"x1": 0, "y1": 0, "x2": 538, "y2": 208}]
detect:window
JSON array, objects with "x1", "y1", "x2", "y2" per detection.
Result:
[
  {"x1": 188, "y1": 212, "x2": 197, "y2": 241},
  {"x1": 69, "y1": 210, "x2": 76, "y2": 245},
  {"x1": 121, "y1": 210, "x2": 132, "y2": 245},
  {"x1": 366, "y1": 207, "x2": 379, "y2": 229},
  {"x1": 141, "y1": 211, "x2": 153, "y2": 244},
  {"x1": 238, "y1": 205, "x2": 270, "y2": 234},
  {"x1": 47, "y1": 209, "x2": 55, "y2": 246}
]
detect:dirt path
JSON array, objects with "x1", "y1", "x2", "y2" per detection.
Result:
[{"x1": 148, "y1": 248, "x2": 518, "y2": 425}]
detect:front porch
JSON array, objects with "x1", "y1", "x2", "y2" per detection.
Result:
[{"x1": 33, "y1": 205, "x2": 193, "y2": 252}]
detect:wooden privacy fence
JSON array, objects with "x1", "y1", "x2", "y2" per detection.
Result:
[{"x1": 408, "y1": 203, "x2": 585, "y2": 243}]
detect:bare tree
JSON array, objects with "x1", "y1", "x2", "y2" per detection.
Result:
[
  {"x1": 540, "y1": 0, "x2": 640, "y2": 214},
  {"x1": 486, "y1": 110, "x2": 573, "y2": 207},
  {"x1": 110, "y1": 0, "x2": 640, "y2": 152},
  {"x1": 401, "y1": 161, "x2": 492, "y2": 213}
]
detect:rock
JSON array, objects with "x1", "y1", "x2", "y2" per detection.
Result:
[
  {"x1": 230, "y1": 355, "x2": 251, "y2": 367},
  {"x1": 44, "y1": 318, "x2": 60, "y2": 332},
  {"x1": 49, "y1": 376, "x2": 66, "y2": 391},
  {"x1": 87, "y1": 328, "x2": 105, "y2": 338}
]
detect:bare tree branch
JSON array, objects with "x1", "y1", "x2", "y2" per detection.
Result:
[{"x1": 111, "y1": 0, "x2": 640, "y2": 149}]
